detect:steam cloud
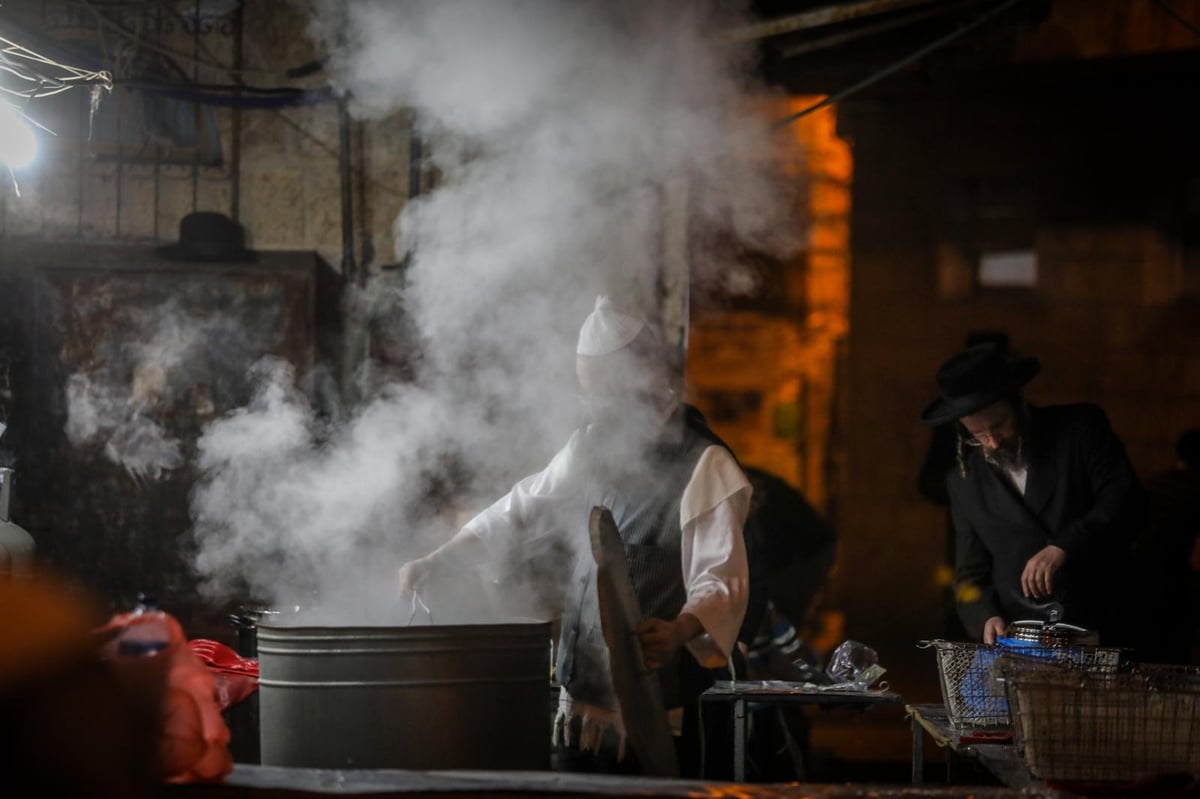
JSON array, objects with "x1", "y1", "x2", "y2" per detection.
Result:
[
  {"x1": 65, "y1": 299, "x2": 279, "y2": 484},
  {"x1": 188, "y1": 0, "x2": 796, "y2": 621}
]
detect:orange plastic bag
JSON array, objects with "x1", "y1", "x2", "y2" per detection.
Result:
[{"x1": 98, "y1": 611, "x2": 233, "y2": 783}]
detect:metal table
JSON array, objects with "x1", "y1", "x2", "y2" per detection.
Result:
[
  {"x1": 907, "y1": 703, "x2": 1035, "y2": 789},
  {"x1": 700, "y1": 682, "x2": 904, "y2": 782}
]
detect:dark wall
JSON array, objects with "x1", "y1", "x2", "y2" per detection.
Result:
[
  {"x1": 835, "y1": 52, "x2": 1200, "y2": 698},
  {"x1": 0, "y1": 241, "x2": 341, "y2": 638}
]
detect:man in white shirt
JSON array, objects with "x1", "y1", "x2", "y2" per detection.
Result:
[{"x1": 397, "y1": 296, "x2": 750, "y2": 776}]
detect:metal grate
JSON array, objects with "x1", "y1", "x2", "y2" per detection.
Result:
[
  {"x1": 922, "y1": 640, "x2": 1122, "y2": 728},
  {"x1": 1003, "y1": 663, "x2": 1200, "y2": 782}
]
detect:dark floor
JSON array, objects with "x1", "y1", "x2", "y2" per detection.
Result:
[{"x1": 701, "y1": 696, "x2": 992, "y2": 786}]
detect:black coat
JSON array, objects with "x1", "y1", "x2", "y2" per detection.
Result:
[{"x1": 949, "y1": 403, "x2": 1144, "y2": 641}]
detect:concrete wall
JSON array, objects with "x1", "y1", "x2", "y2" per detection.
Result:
[{"x1": 0, "y1": 0, "x2": 413, "y2": 269}]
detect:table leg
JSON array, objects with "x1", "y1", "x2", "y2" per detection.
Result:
[
  {"x1": 734, "y1": 698, "x2": 746, "y2": 783},
  {"x1": 911, "y1": 715, "x2": 924, "y2": 785},
  {"x1": 776, "y1": 706, "x2": 807, "y2": 782}
]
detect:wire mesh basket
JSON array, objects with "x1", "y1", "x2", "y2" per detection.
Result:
[
  {"x1": 1002, "y1": 663, "x2": 1200, "y2": 782},
  {"x1": 921, "y1": 639, "x2": 1122, "y2": 728}
]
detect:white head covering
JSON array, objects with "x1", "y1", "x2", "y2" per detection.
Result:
[{"x1": 576, "y1": 296, "x2": 645, "y2": 356}]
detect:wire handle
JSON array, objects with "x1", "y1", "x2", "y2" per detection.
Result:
[{"x1": 916, "y1": 639, "x2": 952, "y2": 650}]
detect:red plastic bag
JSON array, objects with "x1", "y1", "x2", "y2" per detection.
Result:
[
  {"x1": 187, "y1": 639, "x2": 258, "y2": 711},
  {"x1": 97, "y1": 612, "x2": 233, "y2": 784}
]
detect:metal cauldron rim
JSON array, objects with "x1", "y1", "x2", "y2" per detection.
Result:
[{"x1": 255, "y1": 620, "x2": 551, "y2": 637}]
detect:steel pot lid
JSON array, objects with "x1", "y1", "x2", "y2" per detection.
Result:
[
  {"x1": 1005, "y1": 619, "x2": 1098, "y2": 646},
  {"x1": 1009, "y1": 619, "x2": 1089, "y2": 633}
]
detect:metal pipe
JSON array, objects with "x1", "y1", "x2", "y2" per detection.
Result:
[
  {"x1": 356, "y1": 117, "x2": 372, "y2": 273},
  {"x1": 338, "y1": 93, "x2": 356, "y2": 281},
  {"x1": 725, "y1": 0, "x2": 941, "y2": 41},
  {"x1": 230, "y1": 0, "x2": 244, "y2": 223},
  {"x1": 115, "y1": 82, "x2": 123, "y2": 238},
  {"x1": 153, "y1": 3, "x2": 161, "y2": 240},
  {"x1": 398, "y1": 110, "x2": 422, "y2": 276},
  {"x1": 408, "y1": 111, "x2": 422, "y2": 202},
  {"x1": 779, "y1": 0, "x2": 983, "y2": 59},
  {"x1": 76, "y1": 84, "x2": 85, "y2": 236},
  {"x1": 191, "y1": 0, "x2": 200, "y2": 213}
]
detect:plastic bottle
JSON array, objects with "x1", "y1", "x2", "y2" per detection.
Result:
[{"x1": 117, "y1": 593, "x2": 171, "y2": 657}]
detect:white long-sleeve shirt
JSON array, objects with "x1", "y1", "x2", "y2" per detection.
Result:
[{"x1": 436, "y1": 426, "x2": 751, "y2": 666}]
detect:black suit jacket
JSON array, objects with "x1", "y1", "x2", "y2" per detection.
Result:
[{"x1": 948, "y1": 403, "x2": 1144, "y2": 640}]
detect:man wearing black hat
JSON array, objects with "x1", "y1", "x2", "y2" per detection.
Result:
[{"x1": 921, "y1": 345, "x2": 1144, "y2": 644}]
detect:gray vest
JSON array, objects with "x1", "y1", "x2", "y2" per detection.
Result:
[{"x1": 555, "y1": 410, "x2": 722, "y2": 710}]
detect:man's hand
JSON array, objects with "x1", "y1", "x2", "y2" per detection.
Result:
[
  {"x1": 397, "y1": 556, "x2": 437, "y2": 595},
  {"x1": 635, "y1": 614, "x2": 702, "y2": 670},
  {"x1": 983, "y1": 616, "x2": 1007, "y2": 644},
  {"x1": 1021, "y1": 545, "x2": 1066, "y2": 598}
]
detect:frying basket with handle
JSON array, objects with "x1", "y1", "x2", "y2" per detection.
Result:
[{"x1": 919, "y1": 639, "x2": 1122, "y2": 728}]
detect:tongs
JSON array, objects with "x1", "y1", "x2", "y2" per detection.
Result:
[{"x1": 404, "y1": 590, "x2": 432, "y2": 626}]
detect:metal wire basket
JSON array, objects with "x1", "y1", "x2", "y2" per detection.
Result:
[
  {"x1": 1003, "y1": 663, "x2": 1200, "y2": 782},
  {"x1": 920, "y1": 640, "x2": 1122, "y2": 728}
]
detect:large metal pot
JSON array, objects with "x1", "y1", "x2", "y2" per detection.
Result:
[{"x1": 257, "y1": 621, "x2": 552, "y2": 770}]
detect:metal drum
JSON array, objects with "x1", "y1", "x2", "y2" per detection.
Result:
[{"x1": 257, "y1": 622, "x2": 552, "y2": 770}]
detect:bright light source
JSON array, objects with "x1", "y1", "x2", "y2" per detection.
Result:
[{"x1": 0, "y1": 102, "x2": 39, "y2": 170}]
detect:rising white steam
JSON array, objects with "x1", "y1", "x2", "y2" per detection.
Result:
[
  {"x1": 189, "y1": 0, "x2": 795, "y2": 620},
  {"x1": 64, "y1": 299, "x2": 276, "y2": 484}
]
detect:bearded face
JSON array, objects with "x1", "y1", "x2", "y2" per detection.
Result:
[
  {"x1": 982, "y1": 433, "x2": 1025, "y2": 472},
  {"x1": 960, "y1": 399, "x2": 1028, "y2": 472}
]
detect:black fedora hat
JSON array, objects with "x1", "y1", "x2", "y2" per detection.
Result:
[
  {"x1": 156, "y1": 212, "x2": 256, "y2": 262},
  {"x1": 920, "y1": 344, "x2": 1040, "y2": 426}
]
